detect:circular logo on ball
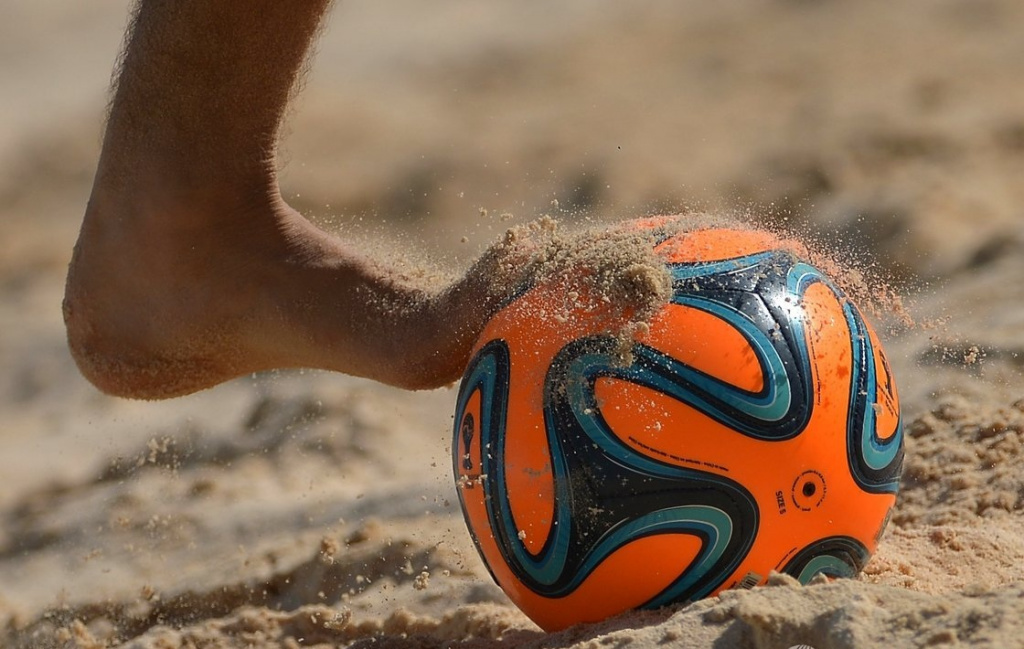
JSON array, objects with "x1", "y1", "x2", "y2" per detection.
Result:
[{"x1": 791, "y1": 470, "x2": 826, "y2": 511}]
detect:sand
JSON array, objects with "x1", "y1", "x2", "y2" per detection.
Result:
[{"x1": 2, "y1": 0, "x2": 1024, "y2": 647}]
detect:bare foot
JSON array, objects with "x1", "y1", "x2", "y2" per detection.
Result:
[{"x1": 63, "y1": 173, "x2": 521, "y2": 398}]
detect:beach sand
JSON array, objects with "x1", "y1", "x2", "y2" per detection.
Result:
[{"x1": 2, "y1": 1, "x2": 1023, "y2": 647}]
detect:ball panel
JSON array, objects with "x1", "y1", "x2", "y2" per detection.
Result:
[
  {"x1": 795, "y1": 277, "x2": 903, "y2": 494},
  {"x1": 798, "y1": 280, "x2": 855, "y2": 412},
  {"x1": 653, "y1": 227, "x2": 794, "y2": 265},
  {"x1": 659, "y1": 253, "x2": 820, "y2": 442},
  {"x1": 868, "y1": 324, "x2": 901, "y2": 442},
  {"x1": 513, "y1": 533, "x2": 706, "y2": 631},
  {"x1": 781, "y1": 536, "x2": 871, "y2": 583},
  {"x1": 500, "y1": 345, "x2": 554, "y2": 555},
  {"x1": 478, "y1": 280, "x2": 588, "y2": 553},
  {"x1": 453, "y1": 341, "x2": 511, "y2": 592},
  {"x1": 596, "y1": 378, "x2": 774, "y2": 475},
  {"x1": 642, "y1": 303, "x2": 764, "y2": 393},
  {"x1": 838, "y1": 301, "x2": 904, "y2": 496}
]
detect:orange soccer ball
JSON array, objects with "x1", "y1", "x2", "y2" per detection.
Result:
[{"x1": 452, "y1": 225, "x2": 903, "y2": 631}]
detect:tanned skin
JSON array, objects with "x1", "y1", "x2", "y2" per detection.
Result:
[{"x1": 64, "y1": 0, "x2": 527, "y2": 399}]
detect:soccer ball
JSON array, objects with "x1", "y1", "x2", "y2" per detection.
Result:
[{"x1": 452, "y1": 225, "x2": 903, "y2": 631}]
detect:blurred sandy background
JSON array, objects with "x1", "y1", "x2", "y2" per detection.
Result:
[{"x1": 2, "y1": 0, "x2": 1024, "y2": 647}]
